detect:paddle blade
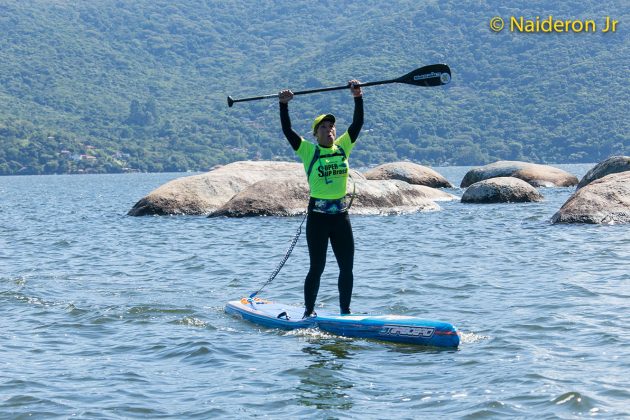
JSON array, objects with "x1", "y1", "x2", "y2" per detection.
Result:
[{"x1": 396, "y1": 64, "x2": 451, "y2": 87}]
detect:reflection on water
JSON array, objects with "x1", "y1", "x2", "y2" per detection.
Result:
[{"x1": 297, "y1": 343, "x2": 357, "y2": 410}]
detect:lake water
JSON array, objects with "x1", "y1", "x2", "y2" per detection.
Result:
[{"x1": 1, "y1": 164, "x2": 628, "y2": 418}]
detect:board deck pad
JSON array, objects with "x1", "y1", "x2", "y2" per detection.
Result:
[{"x1": 225, "y1": 297, "x2": 460, "y2": 348}]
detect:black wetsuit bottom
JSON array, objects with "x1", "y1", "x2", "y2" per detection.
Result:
[{"x1": 304, "y1": 208, "x2": 354, "y2": 315}]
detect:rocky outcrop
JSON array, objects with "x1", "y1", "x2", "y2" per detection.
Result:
[
  {"x1": 461, "y1": 177, "x2": 544, "y2": 204},
  {"x1": 460, "y1": 161, "x2": 578, "y2": 188},
  {"x1": 128, "y1": 160, "x2": 458, "y2": 217},
  {"x1": 551, "y1": 172, "x2": 630, "y2": 224},
  {"x1": 209, "y1": 177, "x2": 458, "y2": 217},
  {"x1": 127, "y1": 161, "x2": 303, "y2": 216},
  {"x1": 363, "y1": 162, "x2": 453, "y2": 188},
  {"x1": 577, "y1": 156, "x2": 630, "y2": 189}
]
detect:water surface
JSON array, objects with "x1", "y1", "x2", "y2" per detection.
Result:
[{"x1": 1, "y1": 165, "x2": 628, "y2": 418}]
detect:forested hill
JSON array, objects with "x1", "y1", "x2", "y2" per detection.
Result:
[{"x1": 0, "y1": 0, "x2": 627, "y2": 175}]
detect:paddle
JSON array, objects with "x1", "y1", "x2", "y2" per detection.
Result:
[{"x1": 227, "y1": 64, "x2": 451, "y2": 107}]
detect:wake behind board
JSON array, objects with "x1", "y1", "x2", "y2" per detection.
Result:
[{"x1": 225, "y1": 298, "x2": 460, "y2": 348}]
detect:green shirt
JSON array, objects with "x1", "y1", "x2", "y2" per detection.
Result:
[{"x1": 295, "y1": 131, "x2": 355, "y2": 200}]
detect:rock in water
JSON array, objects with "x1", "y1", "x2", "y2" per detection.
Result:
[
  {"x1": 460, "y1": 160, "x2": 578, "y2": 188},
  {"x1": 552, "y1": 172, "x2": 630, "y2": 224},
  {"x1": 461, "y1": 177, "x2": 544, "y2": 203},
  {"x1": 577, "y1": 156, "x2": 630, "y2": 189},
  {"x1": 363, "y1": 162, "x2": 453, "y2": 188},
  {"x1": 209, "y1": 178, "x2": 310, "y2": 217},
  {"x1": 127, "y1": 161, "x2": 302, "y2": 216}
]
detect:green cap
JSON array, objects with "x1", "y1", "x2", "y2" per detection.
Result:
[{"x1": 312, "y1": 114, "x2": 336, "y2": 135}]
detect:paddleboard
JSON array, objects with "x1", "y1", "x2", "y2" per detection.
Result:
[{"x1": 225, "y1": 297, "x2": 460, "y2": 348}]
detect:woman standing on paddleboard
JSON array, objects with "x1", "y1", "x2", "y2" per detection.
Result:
[{"x1": 278, "y1": 80, "x2": 363, "y2": 318}]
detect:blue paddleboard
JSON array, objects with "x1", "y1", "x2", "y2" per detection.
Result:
[{"x1": 225, "y1": 297, "x2": 460, "y2": 348}]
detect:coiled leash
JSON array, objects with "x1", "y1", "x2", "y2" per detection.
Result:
[{"x1": 248, "y1": 212, "x2": 307, "y2": 299}]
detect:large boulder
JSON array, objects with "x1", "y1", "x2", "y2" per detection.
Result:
[
  {"x1": 363, "y1": 162, "x2": 453, "y2": 188},
  {"x1": 577, "y1": 156, "x2": 630, "y2": 189},
  {"x1": 208, "y1": 178, "x2": 310, "y2": 217},
  {"x1": 127, "y1": 161, "x2": 303, "y2": 216},
  {"x1": 551, "y1": 172, "x2": 630, "y2": 224},
  {"x1": 460, "y1": 160, "x2": 578, "y2": 188},
  {"x1": 461, "y1": 177, "x2": 544, "y2": 204},
  {"x1": 209, "y1": 177, "x2": 458, "y2": 217}
]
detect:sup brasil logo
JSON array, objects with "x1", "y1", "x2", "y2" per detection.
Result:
[
  {"x1": 414, "y1": 72, "x2": 451, "y2": 84},
  {"x1": 380, "y1": 325, "x2": 435, "y2": 338}
]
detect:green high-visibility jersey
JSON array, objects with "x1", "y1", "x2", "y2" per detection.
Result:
[{"x1": 295, "y1": 131, "x2": 355, "y2": 200}]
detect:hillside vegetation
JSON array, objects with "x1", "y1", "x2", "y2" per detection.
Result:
[{"x1": 0, "y1": 0, "x2": 627, "y2": 175}]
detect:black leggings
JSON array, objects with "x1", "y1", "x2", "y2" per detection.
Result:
[{"x1": 304, "y1": 209, "x2": 354, "y2": 314}]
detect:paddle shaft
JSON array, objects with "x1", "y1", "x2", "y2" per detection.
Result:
[
  {"x1": 228, "y1": 79, "x2": 394, "y2": 107},
  {"x1": 227, "y1": 64, "x2": 451, "y2": 107}
]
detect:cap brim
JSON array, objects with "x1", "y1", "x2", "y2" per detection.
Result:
[{"x1": 313, "y1": 114, "x2": 336, "y2": 134}]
